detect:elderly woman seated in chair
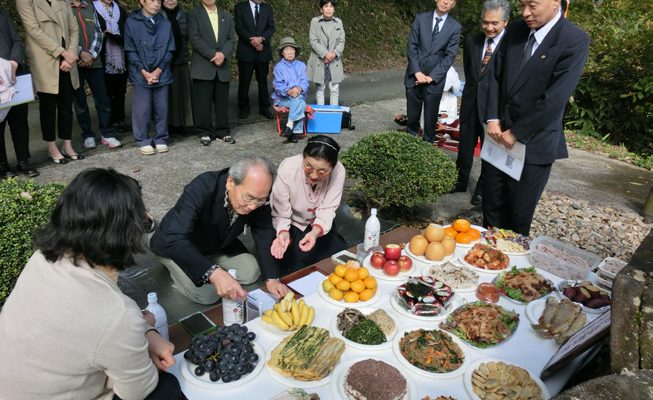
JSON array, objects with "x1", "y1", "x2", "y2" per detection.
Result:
[{"x1": 272, "y1": 37, "x2": 308, "y2": 144}]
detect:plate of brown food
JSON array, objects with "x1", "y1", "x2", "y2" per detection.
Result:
[
  {"x1": 393, "y1": 327, "x2": 470, "y2": 379},
  {"x1": 330, "y1": 307, "x2": 396, "y2": 350},
  {"x1": 493, "y1": 266, "x2": 555, "y2": 304},
  {"x1": 528, "y1": 296, "x2": 588, "y2": 343},
  {"x1": 464, "y1": 359, "x2": 549, "y2": 400},
  {"x1": 558, "y1": 280, "x2": 611, "y2": 314},
  {"x1": 440, "y1": 302, "x2": 519, "y2": 348},
  {"x1": 330, "y1": 356, "x2": 415, "y2": 400},
  {"x1": 481, "y1": 227, "x2": 531, "y2": 255},
  {"x1": 458, "y1": 244, "x2": 511, "y2": 274}
]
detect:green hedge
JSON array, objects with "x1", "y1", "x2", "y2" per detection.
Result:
[
  {"x1": 0, "y1": 178, "x2": 62, "y2": 306},
  {"x1": 341, "y1": 131, "x2": 457, "y2": 211}
]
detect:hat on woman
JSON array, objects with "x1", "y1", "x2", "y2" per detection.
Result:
[{"x1": 277, "y1": 36, "x2": 302, "y2": 57}]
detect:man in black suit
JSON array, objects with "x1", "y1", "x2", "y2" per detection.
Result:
[
  {"x1": 188, "y1": 0, "x2": 236, "y2": 146},
  {"x1": 234, "y1": 0, "x2": 275, "y2": 120},
  {"x1": 452, "y1": 0, "x2": 509, "y2": 206},
  {"x1": 404, "y1": 0, "x2": 461, "y2": 144},
  {"x1": 484, "y1": 0, "x2": 590, "y2": 235}
]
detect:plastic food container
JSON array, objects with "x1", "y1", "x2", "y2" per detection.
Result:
[
  {"x1": 529, "y1": 236, "x2": 601, "y2": 280},
  {"x1": 597, "y1": 257, "x2": 627, "y2": 279}
]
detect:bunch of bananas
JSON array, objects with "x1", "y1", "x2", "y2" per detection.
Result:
[{"x1": 261, "y1": 292, "x2": 315, "y2": 331}]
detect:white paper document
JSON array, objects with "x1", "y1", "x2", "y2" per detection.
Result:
[
  {"x1": 287, "y1": 271, "x2": 327, "y2": 297},
  {"x1": 0, "y1": 74, "x2": 35, "y2": 110},
  {"x1": 480, "y1": 133, "x2": 526, "y2": 181}
]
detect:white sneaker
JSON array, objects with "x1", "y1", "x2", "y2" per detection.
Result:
[
  {"x1": 83, "y1": 137, "x2": 97, "y2": 149},
  {"x1": 140, "y1": 145, "x2": 156, "y2": 155},
  {"x1": 155, "y1": 144, "x2": 168, "y2": 153},
  {"x1": 100, "y1": 136, "x2": 122, "y2": 148}
]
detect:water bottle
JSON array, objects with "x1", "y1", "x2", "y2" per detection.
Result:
[
  {"x1": 222, "y1": 269, "x2": 244, "y2": 325},
  {"x1": 363, "y1": 208, "x2": 380, "y2": 251},
  {"x1": 145, "y1": 292, "x2": 169, "y2": 340}
]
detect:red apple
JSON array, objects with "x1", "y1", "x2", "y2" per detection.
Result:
[
  {"x1": 383, "y1": 260, "x2": 400, "y2": 276},
  {"x1": 370, "y1": 252, "x2": 386, "y2": 269},
  {"x1": 384, "y1": 244, "x2": 402, "y2": 261},
  {"x1": 397, "y1": 255, "x2": 413, "y2": 272}
]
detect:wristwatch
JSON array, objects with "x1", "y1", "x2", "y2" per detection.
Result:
[{"x1": 202, "y1": 265, "x2": 221, "y2": 285}]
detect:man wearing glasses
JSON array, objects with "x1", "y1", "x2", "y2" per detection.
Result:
[{"x1": 150, "y1": 155, "x2": 292, "y2": 303}]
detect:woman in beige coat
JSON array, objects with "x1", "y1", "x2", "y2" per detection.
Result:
[
  {"x1": 306, "y1": 0, "x2": 345, "y2": 106},
  {"x1": 16, "y1": 0, "x2": 83, "y2": 163}
]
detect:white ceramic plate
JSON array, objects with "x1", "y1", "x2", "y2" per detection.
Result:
[
  {"x1": 458, "y1": 252, "x2": 511, "y2": 275},
  {"x1": 329, "y1": 355, "x2": 416, "y2": 400},
  {"x1": 464, "y1": 358, "x2": 551, "y2": 400},
  {"x1": 426, "y1": 262, "x2": 480, "y2": 293},
  {"x1": 405, "y1": 244, "x2": 456, "y2": 266},
  {"x1": 181, "y1": 343, "x2": 265, "y2": 389},
  {"x1": 329, "y1": 307, "x2": 396, "y2": 350},
  {"x1": 492, "y1": 273, "x2": 555, "y2": 305},
  {"x1": 265, "y1": 345, "x2": 333, "y2": 388},
  {"x1": 317, "y1": 283, "x2": 382, "y2": 308},
  {"x1": 392, "y1": 326, "x2": 470, "y2": 379},
  {"x1": 364, "y1": 251, "x2": 420, "y2": 281},
  {"x1": 390, "y1": 292, "x2": 460, "y2": 321},
  {"x1": 526, "y1": 296, "x2": 548, "y2": 325}
]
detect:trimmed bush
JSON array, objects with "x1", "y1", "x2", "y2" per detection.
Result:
[
  {"x1": 341, "y1": 131, "x2": 457, "y2": 211},
  {"x1": 0, "y1": 178, "x2": 63, "y2": 306}
]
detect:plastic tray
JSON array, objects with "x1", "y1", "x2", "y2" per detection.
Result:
[
  {"x1": 597, "y1": 257, "x2": 627, "y2": 279},
  {"x1": 529, "y1": 236, "x2": 601, "y2": 280}
]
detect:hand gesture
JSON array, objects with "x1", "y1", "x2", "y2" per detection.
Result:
[
  {"x1": 78, "y1": 51, "x2": 93, "y2": 67},
  {"x1": 210, "y1": 268, "x2": 247, "y2": 300},
  {"x1": 270, "y1": 231, "x2": 291, "y2": 259},
  {"x1": 142, "y1": 310, "x2": 156, "y2": 327},
  {"x1": 59, "y1": 60, "x2": 73, "y2": 72},
  {"x1": 265, "y1": 279, "x2": 291, "y2": 299},
  {"x1": 145, "y1": 330, "x2": 176, "y2": 371},
  {"x1": 210, "y1": 52, "x2": 225, "y2": 66},
  {"x1": 486, "y1": 120, "x2": 503, "y2": 141},
  {"x1": 60, "y1": 50, "x2": 78, "y2": 65},
  {"x1": 500, "y1": 129, "x2": 516, "y2": 149},
  {"x1": 298, "y1": 230, "x2": 318, "y2": 252},
  {"x1": 9, "y1": 61, "x2": 18, "y2": 83}
]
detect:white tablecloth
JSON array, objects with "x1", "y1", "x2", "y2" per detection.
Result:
[{"x1": 169, "y1": 247, "x2": 596, "y2": 399}]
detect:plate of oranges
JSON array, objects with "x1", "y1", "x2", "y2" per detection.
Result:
[
  {"x1": 406, "y1": 223, "x2": 458, "y2": 265},
  {"x1": 443, "y1": 219, "x2": 485, "y2": 248},
  {"x1": 319, "y1": 262, "x2": 381, "y2": 308}
]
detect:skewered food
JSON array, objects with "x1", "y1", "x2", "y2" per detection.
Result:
[
  {"x1": 344, "y1": 359, "x2": 408, "y2": 400},
  {"x1": 495, "y1": 267, "x2": 554, "y2": 303},
  {"x1": 471, "y1": 361, "x2": 543, "y2": 400},
  {"x1": 396, "y1": 276, "x2": 454, "y2": 316},
  {"x1": 440, "y1": 302, "x2": 519, "y2": 348},
  {"x1": 531, "y1": 297, "x2": 587, "y2": 342},
  {"x1": 399, "y1": 329, "x2": 465, "y2": 373},
  {"x1": 463, "y1": 244, "x2": 510, "y2": 271}
]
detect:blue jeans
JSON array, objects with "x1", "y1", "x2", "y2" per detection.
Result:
[
  {"x1": 73, "y1": 67, "x2": 116, "y2": 139},
  {"x1": 131, "y1": 84, "x2": 169, "y2": 147},
  {"x1": 276, "y1": 96, "x2": 306, "y2": 133}
]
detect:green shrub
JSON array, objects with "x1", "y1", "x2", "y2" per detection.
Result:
[
  {"x1": 0, "y1": 178, "x2": 63, "y2": 306},
  {"x1": 341, "y1": 131, "x2": 457, "y2": 211}
]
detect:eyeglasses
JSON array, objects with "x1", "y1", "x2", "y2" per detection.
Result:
[
  {"x1": 238, "y1": 187, "x2": 269, "y2": 206},
  {"x1": 303, "y1": 162, "x2": 332, "y2": 176}
]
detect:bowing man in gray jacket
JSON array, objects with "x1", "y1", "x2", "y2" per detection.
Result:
[{"x1": 188, "y1": 0, "x2": 236, "y2": 145}]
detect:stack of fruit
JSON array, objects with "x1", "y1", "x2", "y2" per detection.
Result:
[
  {"x1": 369, "y1": 244, "x2": 413, "y2": 276},
  {"x1": 322, "y1": 261, "x2": 377, "y2": 303},
  {"x1": 444, "y1": 219, "x2": 481, "y2": 245},
  {"x1": 408, "y1": 224, "x2": 456, "y2": 262},
  {"x1": 261, "y1": 292, "x2": 315, "y2": 331}
]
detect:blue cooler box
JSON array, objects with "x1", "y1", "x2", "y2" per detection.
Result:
[{"x1": 307, "y1": 105, "x2": 343, "y2": 134}]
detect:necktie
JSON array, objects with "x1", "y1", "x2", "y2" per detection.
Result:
[
  {"x1": 432, "y1": 17, "x2": 442, "y2": 41},
  {"x1": 254, "y1": 4, "x2": 259, "y2": 26},
  {"x1": 480, "y1": 38, "x2": 494, "y2": 73},
  {"x1": 519, "y1": 32, "x2": 536, "y2": 70}
]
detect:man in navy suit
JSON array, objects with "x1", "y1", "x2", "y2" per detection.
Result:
[
  {"x1": 404, "y1": 0, "x2": 461, "y2": 144},
  {"x1": 453, "y1": 0, "x2": 510, "y2": 206},
  {"x1": 484, "y1": 0, "x2": 590, "y2": 235},
  {"x1": 234, "y1": 0, "x2": 275, "y2": 120}
]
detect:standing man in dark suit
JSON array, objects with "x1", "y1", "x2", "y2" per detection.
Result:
[
  {"x1": 452, "y1": 0, "x2": 509, "y2": 206},
  {"x1": 188, "y1": 0, "x2": 236, "y2": 146},
  {"x1": 484, "y1": 0, "x2": 589, "y2": 235},
  {"x1": 404, "y1": 0, "x2": 461, "y2": 144},
  {"x1": 234, "y1": 0, "x2": 275, "y2": 120}
]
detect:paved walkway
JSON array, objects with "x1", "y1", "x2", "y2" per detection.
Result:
[{"x1": 8, "y1": 68, "x2": 652, "y2": 320}]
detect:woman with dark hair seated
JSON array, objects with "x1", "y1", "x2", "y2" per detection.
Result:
[
  {"x1": 267, "y1": 135, "x2": 348, "y2": 283},
  {"x1": 0, "y1": 168, "x2": 183, "y2": 400}
]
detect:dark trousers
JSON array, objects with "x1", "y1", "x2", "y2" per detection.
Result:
[
  {"x1": 482, "y1": 160, "x2": 552, "y2": 235},
  {"x1": 192, "y1": 78, "x2": 230, "y2": 139},
  {"x1": 105, "y1": 72, "x2": 128, "y2": 124},
  {"x1": 0, "y1": 103, "x2": 30, "y2": 163},
  {"x1": 131, "y1": 84, "x2": 169, "y2": 147},
  {"x1": 73, "y1": 67, "x2": 116, "y2": 139},
  {"x1": 278, "y1": 224, "x2": 348, "y2": 272},
  {"x1": 113, "y1": 371, "x2": 182, "y2": 400},
  {"x1": 405, "y1": 84, "x2": 443, "y2": 143},
  {"x1": 38, "y1": 71, "x2": 74, "y2": 141},
  {"x1": 456, "y1": 108, "x2": 485, "y2": 195},
  {"x1": 237, "y1": 60, "x2": 270, "y2": 112}
]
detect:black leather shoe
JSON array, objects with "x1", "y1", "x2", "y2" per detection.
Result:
[
  {"x1": 471, "y1": 193, "x2": 482, "y2": 206},
  {"x1": 0, "y1": 161, "x2": 16, "y2": 178},
  {"x1": 238, "y1": 110, "x2": 249, "y2": 119},
  {"x1": 260, "y1": 108, "x2": 275, "y2": 120},
  {"x1": 449, "y1": 183, "x2": 467, "y2": 194},
  {"x1": 222, "y1": 135, "x2": 236, "y2": 144},
  {"x1": 281, "y1": 126, "x2": 293, "y2": 138},
  {"x1": 284, "y1": 134, "x2": 298, "y2": 144},
  {"x1": 16, "y1": 161, "x2": 39, "y2": 178}
]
